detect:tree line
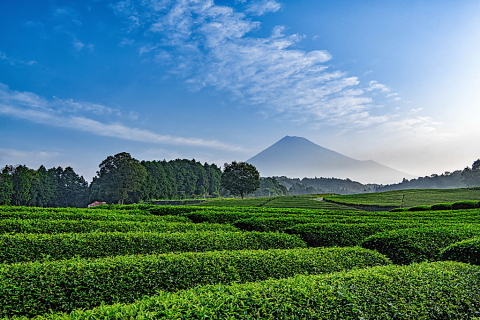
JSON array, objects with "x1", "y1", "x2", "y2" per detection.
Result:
[{"x1": 0, "y1": 152, "x2": 275, "y2": 207}]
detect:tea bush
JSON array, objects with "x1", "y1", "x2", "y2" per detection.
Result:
[
  {"x1": 34, "y1": 261, "x2": 480, "y2": 320},
  {"x1": 0, "y1": 231, "x2": 306, "y2": 263},
  {"x1": 285, "y1": 223, "x2": 408, "y2": 247},
  {"x1": 441, "y1": 237, "x2": 480, "y2": 265},
  {"x1": 0, "y1": 247, "x2": 390, "y2": 317},
  {"x1": 0, "y1": 219, "x2": 238, "y2": 234},
  {"x1": 361, "y1": 225, "x2": 480, "y2": 264}
]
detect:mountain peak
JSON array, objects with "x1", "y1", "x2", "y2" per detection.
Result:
[{"x1": 247, "y1": 136, "x2": 413, "y2": 184}]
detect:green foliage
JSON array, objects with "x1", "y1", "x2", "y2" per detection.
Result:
[
  {"x1": 277, "y1": 176, "x2": 377, "y2": 195},
  {"x1": 0, "y1": 219, "x2": 237, "y2": 234},
  {"x1": 0, "y1": 247, "x2": 389, "y2": 317},
  {"x1": 139, "y1": 159, "x2": 222, "y2": 200},
  {"x1": 326, "y1": 188, "x2": 480, "y2": 207},
  {"x1": 0, "y1": 231, "x2": 305, "y2": 263},
  {"x1": 0, "y1": 206, "x2": 188, "y2": 223},
  {"x1": 285, "y1": 223, "x2": 407, "y2": 247},
  {"x1": 441, "y1": 237, "x2": 480, "y2": 265},
  {"x1": 198, "y1": 194, "x2": 362, "y2": 210},
  {"x1": 184, "y1": 210, "x2": 255, "y2": 224},
  {"x1": 33, "y1": 262, "x2": 480, "y2": 319},
  {"x1": 361, "y1": 225, "x2": 480, "y2": 264},
  {"x1": 0, "y1": 165, "x2": 89, "y2": 208},
  {"x1": 0, "y1": 166, "x2": 14, "y2": 205},
  {"x1": 251, "y1": 177, "x2": 288, "y2": 197},
  {"x1": 451, "y1": 200, "x2": 479, "y2": 209},
  {"x1": 93, "y1": 152, "x2": 147, "y2": 204},
  {"x1": 407, "y1": 205, "x2": 431, "y2": 211},
  {"x1": 234, "y1": 216, "x2": 326, "y2": 232},
  {"x1": 461, "y1": 159, "x2": 480, "y2": 187},
  {"x1": 221, "y1": 161, "x2": 260, "y2": 199},
  {"x1": 430, "y1": 202, "x2": 453, "y2": 210}
]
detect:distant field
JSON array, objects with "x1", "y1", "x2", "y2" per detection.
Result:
[
  {"x1": 325, "y1": 188, "x2": 480, "y2": 207},
  {"x1": 197, "y1": 195, "x2": 362, "y2": 211}
]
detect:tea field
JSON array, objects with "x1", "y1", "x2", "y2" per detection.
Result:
[{"x1": 1, "y1": 188, "x2": 480, "y2": 319}]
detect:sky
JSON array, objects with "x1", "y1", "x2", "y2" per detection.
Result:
[{"x1": 1, "y1": 0, "x2": 480, "y2": 184}]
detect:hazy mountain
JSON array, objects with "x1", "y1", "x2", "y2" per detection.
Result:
[{"x1": 246, "y1": 136, "x2": 415, "y2": 184}]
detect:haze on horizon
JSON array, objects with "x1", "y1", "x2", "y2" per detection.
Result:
[{"x1": 1, "y1": 0, "x2": 479, "y2": 182}]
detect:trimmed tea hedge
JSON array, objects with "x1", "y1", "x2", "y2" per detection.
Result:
[
  {"x1": 232, "y1": 216, "x2": 398, "y2": 232},
  {"x1": 285, "y1": 223, "x2": 409, "y2": 247},
  {"x1": 33, "y1": 261, "x2": 480, "y2": 319},
  {"x1": 0, "y1": 219, "x2": 238, "y2": 234},
  {"x1": 0, "y1": 207, "x2": 189, "y2": 223},
  {"x1": 441, "y1": 237, "x2": 480, "y2": 265},
  {"x1": 234, "y1": 217, "x2": 325, "y2": 232},
  {"x1": 451, "y1": 200, "x2": 480, "y2": 210},
  {"x1": 0, "y1": 231, "x2": 306, "y2": 263},
  {"x1": 430, "y1": 202, "x2": 453, "y2": 210},
  {"x1": 0, "y1": 247, "x2": 390, "y2": 317},
  {"x1": 183, "y1": 210, "x2": 256, "y2": 224},
  {"x1": 361, "y1": 225, "x2": 480, "y2": 264}
]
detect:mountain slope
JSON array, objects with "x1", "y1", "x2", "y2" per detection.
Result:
[{"x1": 246, "y1": 136, "x2": 414, "y2": 184}]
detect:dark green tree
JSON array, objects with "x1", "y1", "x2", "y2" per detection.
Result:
[
  {"x1": 96, "y1": 152, "x2": 147, "y2": 204},
  {"x1": 462, "y1": 159, "x2": 480, "y2": 187},
  {"x1": 0, "y1": 166, "x2": 14, "y2": 205},
  {"x1": 29, "y1": 165, "x2": 57, "y2": 207},
  {"x1": 54, "y1": 167, "x2": 89, "y2": 207},
  {"x1": 253, "y1": 177, "x2": 288, "y2": 197},
  {"x1": 12, "y1": 165, "x2": 35, "y2": 206},
  {"x1": 221, "y1": 161, "x2": 260, "y2": 199}
]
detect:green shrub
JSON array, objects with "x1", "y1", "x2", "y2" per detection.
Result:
[
  {"x1": 34, "y1": 261, "x2": 480, "y2": 319},
  {"x1": 0, "y1": 247, "x2": 390, "y2": 317},
  {"x1": 183, "y1": 210, "x2": 255, "y2": 224},
  {"x1": 451, "y1": 200, "x2": 479, "y2": 210},
  {"x1": 441, "y1": 237, "x2": 480, "y2": 265},
  {"x1": 431, "y1": 202, "x2": 453, "y2": 210},
  {"x1": 146, "y1": 206, "x2": 201, "y2": 216},
  {"x1": 233, "y1": 217, "x2": 323, "y2": 232},
  {"x1": 285, "y1": 223, "x2": 405, "y2": 247},
  {"x1": 0, "y1": 231, "x2": 306, "y2": 263},
  {"x1": 0, "y1": 219, "x2": 237, "y2": 234},
  {"x1": 407, "y1": 205, "x2": 431, "y2": 211},
  {"x1": 361, "y1": 225, "x2": 480, "y2": 264},
  {"x1": 0, "y1": 208, "x2": 189, "y2": 223}
]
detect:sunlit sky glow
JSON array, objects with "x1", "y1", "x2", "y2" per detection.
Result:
[{"x1": 1, "y1": 0, "x2": 480, "y2": 183}]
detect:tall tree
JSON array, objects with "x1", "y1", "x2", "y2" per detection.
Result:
[
  {"x1": 0, "y1": 166, "x2": 14, "y2": 205},
  {"x1": 221, "y1": 161, "x2": 260, "y2": 199},
  {"x1": 12, "y1": 165, "x2": 35, "y2": 206},
  {"x1": 96, "y1": 152, "x2": 147, "y2": 204},
  {"x1": 29, "y1": 165, "x2": 56, "y2": 207},
  {"x1": 462, "y1": 159, "x2": 480, "y2": 187}
]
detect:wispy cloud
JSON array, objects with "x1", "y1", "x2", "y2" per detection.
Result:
[
  {"x1": 0, "y1": 51, "x2": 37, "y2": 66},
  {"x1": 367, "y1": 80, "x2": 391, "y2": 92},
  {"x1": 0, "y1": 83, "x2": 244, "y2": 151},
  {"x1": 112, "y1": 0, "x2": 428, "y2": 132}
]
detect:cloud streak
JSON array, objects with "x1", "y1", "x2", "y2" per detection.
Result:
[
  {"x1": 112, "y1": 0, "x2": 425, "y2": 132},
  {"x1": 0, "y1": 83, "x2": 244, "y2": 151},
  {"x1": 0, "y1": 51, "x2": 37, "y2": 66}
]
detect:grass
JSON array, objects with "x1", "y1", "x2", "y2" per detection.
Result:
[
  {"x1": 197, "y1": 194, "x2": 362, "y2": 210},
  {"x1": 324, "y1": 188, "x2": 480, "y2": 207}
]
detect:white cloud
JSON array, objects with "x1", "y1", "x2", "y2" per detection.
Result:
[
  {"x1": 245, "y1": 0, "x2": 282, "y2": 16},
  {"x1": 0, "y1": 51, "x2": 37, "y2": 66},
  {"x1": 0, "y1": 83, "x2": 244, "y2": 152},
  {"x1": 112, "y1": 0, "x2": 438, "y2": 136},
  {"x1": 367, "y1": 80, "x2": 390, "y2": 92}
]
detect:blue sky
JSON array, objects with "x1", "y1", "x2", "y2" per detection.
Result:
[{"x1": 1, "y1": 0, "x2": 480, "y2": 183}]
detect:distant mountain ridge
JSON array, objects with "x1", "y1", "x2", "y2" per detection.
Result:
[{"x1": 246, "y1": 136, "x2": 414, "y2": 184}]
